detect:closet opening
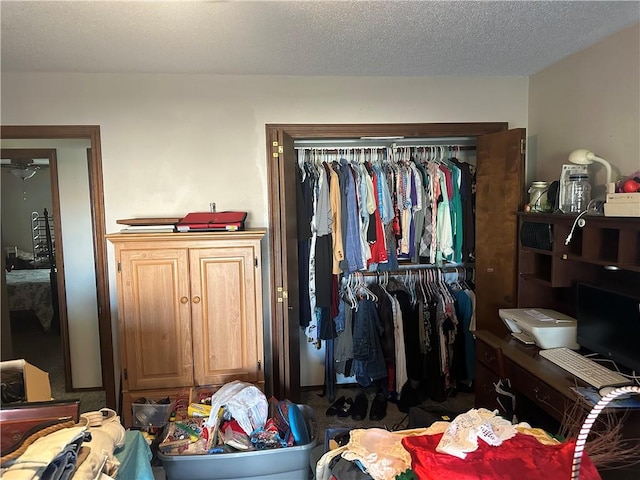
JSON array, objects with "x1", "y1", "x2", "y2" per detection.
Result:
[
  {"x1": 294, "y1": 135, "x2": 478, "y2": 404},
  {"x1": 265, "y1": 123, "x2": 525, "y2": 404}
]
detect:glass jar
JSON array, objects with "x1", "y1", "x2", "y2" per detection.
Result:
[
  {"x1": 528, "y1": 181, "x2": 550, "y2": 212},
  {"x1": 563, "y1": 174, "x2": 591, "y2": 213}
]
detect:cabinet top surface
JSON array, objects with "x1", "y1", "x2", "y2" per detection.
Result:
[{"x1": 106, "y1": 228, "x2": 267, "y2": 242}]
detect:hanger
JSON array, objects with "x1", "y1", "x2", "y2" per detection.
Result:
[
  {"x1": 417, "y1": 270, "x2": 429, "y2": 303},
  {"x1": 357, "y1": 272, "x2": 378, "y2": 303},
  {"x1": 403, "y1": 270, "x2": 418, "y2": 306},
  {"x1": 437, "y1": 268, "x2": 455, "y2": 304},
  {"x1": 426, "y1": 269, "x2": 438, "y2": 301},
  {"x1": 346, "y1": 272, "x2": 360, "y2": 303}
]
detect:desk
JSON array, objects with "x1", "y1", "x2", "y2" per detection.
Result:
[{"x1": 474, "y1": 330, "x2": 640, "y2": 479}]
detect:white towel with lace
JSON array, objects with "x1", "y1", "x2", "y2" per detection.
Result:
[{"x1": 436, "y1": 408, "x2": 517, "y2": 459}]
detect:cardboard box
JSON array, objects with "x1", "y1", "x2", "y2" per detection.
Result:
[
  {"x1": 0, "y1": 359, "x2": 52, "y2": 402},
  {"x1": 604, "y1": 202, "x2": 640, "y2": 217},
  {"x1": 606, "y1": 193, "x2": 640, "y2": 204}
]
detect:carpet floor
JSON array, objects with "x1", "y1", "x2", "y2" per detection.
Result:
[
  {"x1": 300, "y1": 384, "x2": 475, "y2": 448},
  {"x1": 8, "y1": 310, "x2": 106, "y2": 413}
]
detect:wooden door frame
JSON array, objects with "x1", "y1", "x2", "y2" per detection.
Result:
[
  {"x1": 265, "y1": 122, "x2": 508, "y2": 402},
  {"x1": 1, "y1": 125, "x2": 115, "y2": 410}
]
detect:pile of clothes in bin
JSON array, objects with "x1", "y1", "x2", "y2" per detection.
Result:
[{"x1": 158, "y1": 381, "x2": 310, "y2": 456}]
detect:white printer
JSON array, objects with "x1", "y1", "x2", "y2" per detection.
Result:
[{"x1": 498, "y1": 308, "x2": 579, "y2": 350}]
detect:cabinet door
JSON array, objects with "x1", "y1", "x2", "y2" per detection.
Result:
[
  {"x1": 119, "y1": 248, "x2": 194, "y2": 390},
  {"x1": 190, "y1": 244, "x2": 263, "y2": 386}
]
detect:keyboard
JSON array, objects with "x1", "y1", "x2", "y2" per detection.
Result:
[{"x1": 539, "y1": 347, "x2": 630, "y2": 390}]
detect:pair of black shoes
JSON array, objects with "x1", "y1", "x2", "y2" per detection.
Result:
[
  {"x1": 325, "y1": 395, "x2": 356, "y2": 418},
  {"x1": 325, "y1": 392, "x2": 387, "y2": 421},
  {"x1": 369, "y1": 392, "x2": 387, "y2": 421}
]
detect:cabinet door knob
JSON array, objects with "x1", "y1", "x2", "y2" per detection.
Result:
[
  {"x1": 180, "y1": 296, "x2": 189, "y2": 304},
  {"x1": 192, "y1": 296, "x2": 201, "y2": 304}
]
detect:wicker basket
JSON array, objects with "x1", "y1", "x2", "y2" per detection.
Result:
[{"x1": 571, "y1": 385, "x2": 640, "y2": 479}]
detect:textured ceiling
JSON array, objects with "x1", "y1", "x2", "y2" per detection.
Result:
[{"x1": 1, "y1": 1, "x2": 639, "y2": 76}]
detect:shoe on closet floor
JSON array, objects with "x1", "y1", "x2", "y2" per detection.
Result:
[
  {"x1": 351, "y1": 393, "x2": 368, "y2": 421},
  {"x1": 326, "y1": 396, "x2": 346, "y2": 416},
  {"x1": 337, "y1": 397, "x2": 354, "y2": 417},
  {"x1": 369, "y1": 392, "x2": 387, "y2": 421}
]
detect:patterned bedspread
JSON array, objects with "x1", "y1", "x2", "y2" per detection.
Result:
[{"x1": 6, "y1": 268, "x2": 54, "y2": 332}]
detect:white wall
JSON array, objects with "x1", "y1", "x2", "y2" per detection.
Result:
[
  {"x1": 1, "y1": 74, "x2": 528, "y2": 388},
  {"x1": 529, "y1": 22, "x2": 640, "y2": 192}
]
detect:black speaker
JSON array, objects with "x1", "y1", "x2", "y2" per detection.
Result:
[{"x1": 520, "y1": 222, "x2": 553, "y2": 251}]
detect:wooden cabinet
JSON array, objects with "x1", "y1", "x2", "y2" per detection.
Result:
[
  {"x1": 107, "y1": 230, "x2": 266, "y2": 426},
  {"x1": 517, "y1": 213, "x2": 640, "y2": 313},
  {"x1": 474, "y1": 333, "x2": 506, "y2": 413}
]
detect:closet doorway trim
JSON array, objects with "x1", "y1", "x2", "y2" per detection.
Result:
[{"x1": 265, "y1": 122, "x2": 508, "y2": 403}]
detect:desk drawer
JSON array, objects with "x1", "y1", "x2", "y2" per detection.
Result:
[
  {"x1": 476, "y1": 337, "x2": 505, "y2": 375},
  {"x1": 510, "y1": 363, "x2": 568, "y2": 422}
]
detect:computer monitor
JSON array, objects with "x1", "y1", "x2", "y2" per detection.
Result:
[{"x1": 576, "y1": 283, "x2": 640, "y2": 374}]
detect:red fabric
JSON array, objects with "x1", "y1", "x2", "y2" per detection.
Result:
[
  {"x1": 402, "y1": 432, "x2": 602, "y2": 480},
  {"x1": 367, "y1": 173, "x2": 389, "y2": 267}
]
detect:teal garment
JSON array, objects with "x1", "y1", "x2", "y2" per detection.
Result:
[
  {"x1": 114, "y1": 430, "x2": 154, "y2": 480},
  {"x1": 435, "y1": 173, "x2": 452, "y2": 265},
  {"x1": 449, "y1": 163, "x2": 464, "y2": 264},
  {"x1": 453, "y1": 287, "x2": 475, "y2": 381}
]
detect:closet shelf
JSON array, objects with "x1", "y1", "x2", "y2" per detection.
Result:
[
  {"x1": 519, "y1": 246, "x2": 552, "y2": 257},
  {"x1": 518, "y1": 273, "x2": 552, "y2": 287}
]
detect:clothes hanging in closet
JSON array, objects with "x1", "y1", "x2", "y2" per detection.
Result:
[
  {"x1": 334, "y1": 270, "x2": 476, "y2": 403},
  {"x1": 295, "y1": 146, "x2": 476, "y2": 340}
]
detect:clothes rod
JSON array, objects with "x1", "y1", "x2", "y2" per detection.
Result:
[
  {"x1": 294, "y1": 137, "x2": 476, "y2": 149},
  {"x1": 348, "y1": 264, "x2": 474, "y2": 277},
  {"x1": 294, "y1": 145, "x2": 476, "y2": 152}
]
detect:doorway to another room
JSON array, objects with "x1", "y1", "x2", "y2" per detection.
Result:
[{"x1": 0, "y1": 126, "x2": 115, "y2": 412}]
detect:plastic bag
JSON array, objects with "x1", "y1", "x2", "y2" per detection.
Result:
[
  {"x1": 224, "y1": 384, "x2": 268, "y2": 436},
  {"x1": 205, "y1": 381, "x2": 268, "y2": 437},
  {"x1": 159, "y1": 417, "x2": 212, "y2": 455},
  {"x1": 1, "y1": 369, "x2": 25, "y2": 404},
  {"x1": 616, "y1": 170, "x2": 640, "y2": 193}
]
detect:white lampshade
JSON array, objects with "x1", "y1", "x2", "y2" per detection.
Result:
[{"x1": 568, "y1": 148, "x2": 612, "y2": 191}]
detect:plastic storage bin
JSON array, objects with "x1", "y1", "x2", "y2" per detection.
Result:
[{"x1": 158, "y1": 404, "x2": 317, "y2": 480}]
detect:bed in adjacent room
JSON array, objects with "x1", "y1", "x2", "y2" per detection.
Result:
[{"x1": 6, "y1": 268, "x2": 54, "y2": 332}]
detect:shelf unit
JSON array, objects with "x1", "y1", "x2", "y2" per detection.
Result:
[
  {"x1": 516, "y1": 212, "x2": 640, "y2": 314},
  {"x1": 31, "y1": 210, "x2": 55, "y2": 268}
]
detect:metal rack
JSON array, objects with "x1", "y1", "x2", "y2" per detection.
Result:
[{"x1": 31, "y1": 209, "x2": 55, "y2": 268}]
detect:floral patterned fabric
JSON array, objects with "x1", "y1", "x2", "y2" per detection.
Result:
[{"x1": 6, "y1": 268, "x2": 54, "y2": 331}]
